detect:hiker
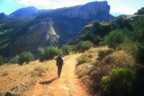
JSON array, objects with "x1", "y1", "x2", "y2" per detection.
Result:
[{"x1": 55, "y1": 55, "x2": 64, "y2": 78}]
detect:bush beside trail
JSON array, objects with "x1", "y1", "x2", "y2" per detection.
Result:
[
  {"x1": 38, "y1": 46, "x2": 62, "y2": 62},
  {"x1": 17, "y1": 52, "x2": 34, "y2": 65},
  {"x1": 75, "y1": 41, "x2": 93, "y2": 52}
]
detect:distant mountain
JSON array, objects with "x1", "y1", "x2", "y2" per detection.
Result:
[
  {"x1": 9, "y1": 6, "x2": 39, "y2": 18},
  {"x1": 0, "y1": 1, "x2": 115, "y2": 56},
  {"x1": 0, "y1": 13, "x2": 8, "y2": 19}
]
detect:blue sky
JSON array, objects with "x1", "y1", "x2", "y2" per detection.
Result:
[{"x1": 0, "y1": 0, "x2": 143, "y2": 15}]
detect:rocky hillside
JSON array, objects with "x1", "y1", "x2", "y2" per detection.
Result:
[
  {"x1": 49, "y1": 1, "x2": 112, "y2": 20},
  {"x1": 70, "y1": 14, "x2": 144, "y2": 45},
  {"x1": 0, "y1": 1, "x2": 114, "y2": 57},
  {"x1": 8, "y1": 19, "x2": 59, "y2": 55}
]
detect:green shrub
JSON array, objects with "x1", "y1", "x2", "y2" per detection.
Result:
[
  {"x1": 76, "y1": 41, "x2": 93, "y2": 52},
  {"x1": 38, "y1": 46, "x2": 62, "y2": 61},
  {"x1": 61, "y1": 44, "x2": 72, "y2": 55},
  {"x1": 105, "y1": 29, "x2": 126, "y2": 50},
  {"x1": 119, "y1": 17, "x2": 144, "y2": 65},
  {"x1": 0, "y1": 55, "x2": 7, "y2": 66},
  {"x1": 18, "y1": 52, "x2": 34, "y2": 65},
  {"x1": 101, "y1": 68, "x2": 134, "y2": 96},
  {"x1": 9, "y1": 55, "x2": 19, "y2": 64}
]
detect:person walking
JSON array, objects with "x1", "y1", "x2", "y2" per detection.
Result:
[{"x1": 55, "y1": 55, "x2": 64, "y2": 78}]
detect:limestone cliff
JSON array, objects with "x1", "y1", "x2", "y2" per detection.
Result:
[
  {"x1": 51, "y1": 1, "x2": 112, "y2": 19},
  {"x1": 9, "y1": 19, "x2": 59, "y2": 55}
]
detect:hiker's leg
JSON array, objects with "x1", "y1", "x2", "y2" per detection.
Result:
[
  {"x1": 57, "y1": 66, "x2": 59, "y2": 77},
  {"x1": 58, "y1": 65, "x2": 62, "y2": 77}
]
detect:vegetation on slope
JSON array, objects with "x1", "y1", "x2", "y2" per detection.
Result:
[
  {"x1": 0, "y1": 19, "x2": 29, "y2": 54},
  {"x1": 76, "y1": 9, "x2": 144, "y2": 96}
]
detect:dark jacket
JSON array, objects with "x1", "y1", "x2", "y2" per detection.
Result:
[{"x1": 55, "y1": 56, "x2": 64, "y2": 66}]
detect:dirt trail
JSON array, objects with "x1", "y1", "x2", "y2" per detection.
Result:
[{"x1": 24, "y1": 54, "x2": 89, "y2": 96}]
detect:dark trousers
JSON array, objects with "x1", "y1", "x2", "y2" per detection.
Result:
[{"x1": 57, "y1": 65, "x2": 62, "y2": 77}]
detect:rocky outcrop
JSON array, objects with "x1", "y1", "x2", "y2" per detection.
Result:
[
  {"x1": 9, "y1": 19, "x2": 59, "y2": 55},
  {"x1": 51, "y1": 1, "x2": 112, "y2": 19}
]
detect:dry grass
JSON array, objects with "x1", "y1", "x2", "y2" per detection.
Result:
[
  {"x1": 99, "y1": 50, "x2": 136, "y2": 68},
  {"x1": 0, "y1": 60, "x2": 55, "y2": 95},
  {"x1": 76, "y1": 63, "x2": 93, "y2": 78}
]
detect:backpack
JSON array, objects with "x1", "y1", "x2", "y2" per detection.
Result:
[{"x1": 57, "y1": 56, "x2": 63, "y2": 65}]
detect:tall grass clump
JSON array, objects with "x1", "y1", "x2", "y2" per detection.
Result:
[
  {"x1": 31, "y1": 66, "x2": 48, "y2": 77},
  {"x1": 77, "y1": 55, "x2": 90, "y2": 65}
]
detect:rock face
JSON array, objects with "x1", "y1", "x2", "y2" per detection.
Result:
[
  {"x1": 9, "y1": 19, "x2": 59, "y2": 55},
  {"x1": 0, "y1": 13, "x2": 7, "y2": 19},
  {"x1": 9, "y1": 6, "x2": 39, "y2": 18},
  {"x1": 51, "y1": 1, "x2": 112, "y2": 19}
]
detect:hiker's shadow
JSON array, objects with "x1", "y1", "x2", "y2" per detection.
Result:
[{"x1": 39, "y1": 77, "x2": 58, "y2": 85}]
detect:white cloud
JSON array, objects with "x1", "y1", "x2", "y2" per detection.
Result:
[
  {"x1": 10, "y1": 0, "x2": 96, "y2": 9},
  {"x1": 6, "y1": 0, "x2": 138, "y2": 15},
  {"x1": 16, "y1": 0, "x2": 51, "y2": 7},
  {"x1": 110, "y1": 6, "x2": 137, "y2": 14},
  {"x1": 51, "y1": 1, "x2": 84, "y2": 9}
]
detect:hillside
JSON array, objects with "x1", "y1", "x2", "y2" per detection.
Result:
[
  {"x1": 0, "y1": 18, "x2": 30, "y2": 55},
  {"x1": 0, "y1": 1, "x2": 114, "y2": 57},
  {"x1": 70, "y1": 14, "x2": 144, "y2": 45}
]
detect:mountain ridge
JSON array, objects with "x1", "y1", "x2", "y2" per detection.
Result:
[
  {"x1": 0, "y1": 1, "x2": 114, "y2": 57},
  {"x1": 9, "y1": 6, "x2": 39, "y2": 18}
]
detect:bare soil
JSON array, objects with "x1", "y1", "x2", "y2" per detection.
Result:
[{"x1": 23, "y1": 54, "x2": 90, "y2": 96}]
